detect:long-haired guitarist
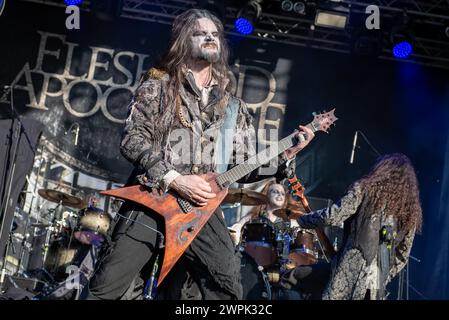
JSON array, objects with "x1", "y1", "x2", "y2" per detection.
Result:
[
  {"x1": 82, "y1": 9, "x2": 315, "y2": 300},
  {"x1": 281, "y1": 153, "x2": 422, "y2": 300}
]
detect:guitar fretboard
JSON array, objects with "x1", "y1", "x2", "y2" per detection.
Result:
[{"x1": 216, "y1": 123, "x2": 315, "y2": 188}]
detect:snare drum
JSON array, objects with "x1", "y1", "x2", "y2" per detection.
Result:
[{"x1": 241, "y1": 220, "x2": 277, "y2": 267}]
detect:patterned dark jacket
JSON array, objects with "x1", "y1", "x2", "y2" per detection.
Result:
[
  {"x1": 298, "y1": 183, "x2": 416, "y2": 300},
  {"x1": 120, "y1": 68, "x2": 292, "y2": 188}
]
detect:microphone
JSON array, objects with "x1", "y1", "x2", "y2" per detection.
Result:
[
  {"x1": 74, "y1": 125, "x2": 79, "y2": 146},
  {"x1": 65, "y1": 122, "x2": 80, "y2": 146},
  {"x1": 349, "y1": 131, "x2": 358, "y2": 164}
]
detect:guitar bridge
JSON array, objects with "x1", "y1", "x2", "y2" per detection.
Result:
[{"x1": 177, "y1": 198, "x2": 193, "y2": 213}]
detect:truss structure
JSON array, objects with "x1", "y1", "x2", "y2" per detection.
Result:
[{"x1": 18, "y1": 0, "x2": 449, "y2": 70}]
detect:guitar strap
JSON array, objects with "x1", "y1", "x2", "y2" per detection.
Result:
[{"x1": 215, "y1": 96, "x2": 240, "y2": 174}]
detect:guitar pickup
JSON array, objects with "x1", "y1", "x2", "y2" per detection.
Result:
[{"x1": 177, "y1": 198, "x2": 193, "y2": 213}]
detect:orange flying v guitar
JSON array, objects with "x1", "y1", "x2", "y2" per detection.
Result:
[{"x1": 101, "y1": 109, "x2": 338, "y2": 285}]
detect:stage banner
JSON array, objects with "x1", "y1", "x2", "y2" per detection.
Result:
[{"x1": 0, "y1": 2, "x2": 305, "y2": 184}]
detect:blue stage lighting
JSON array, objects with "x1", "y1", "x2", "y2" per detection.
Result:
[
  {"x1": 65, "y1": 0, "x2": 83, "y2": 6},
  {"x1": 393, "y1": 41, "x2": 413, "y2": 59},
  {"x1": 235, "y1": 17, "x2": 254, "y2": 35}
]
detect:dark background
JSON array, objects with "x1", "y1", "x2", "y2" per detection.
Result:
[{"x1": 0, "y1": 2, "x2": 448, "y2": 299}]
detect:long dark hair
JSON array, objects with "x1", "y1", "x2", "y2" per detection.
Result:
[
  {"x1": 355, "y1": 153, "x2": 423, "y2": 234},
  {"x1": 143, "y1": 9, "x2": 232, "y2": 128}
]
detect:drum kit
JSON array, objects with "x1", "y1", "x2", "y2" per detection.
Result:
[
  {"x1": 32, "y1": 189, "x2": 111, "y2": 282},
  {"x1": 224, "y1": 188, "x2": 322, "y2": 300}
]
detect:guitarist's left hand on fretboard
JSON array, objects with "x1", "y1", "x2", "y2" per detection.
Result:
[{"x1": 285, "y1": 125, "x2": 316, "y2": 159}]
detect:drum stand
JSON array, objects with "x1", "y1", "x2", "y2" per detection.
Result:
[
  {"x1": 259, "y1": 266, "x2": 272, "y2": 300},
  {"x1": 42, "y1": 205, "x2": 60, "y2": 265}
]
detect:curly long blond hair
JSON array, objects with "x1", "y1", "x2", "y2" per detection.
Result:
[{"x1": 355, "y1": 153, "x2": 423, "y2": 234}]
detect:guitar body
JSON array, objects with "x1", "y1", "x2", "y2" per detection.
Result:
[
  {"x1": 99, "y1": 109, "x2": 338, "y2": 286},
  {"x1": 100, "y1": 173, "x2": 228, "y2": 285}
]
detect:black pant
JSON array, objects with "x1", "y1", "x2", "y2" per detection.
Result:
[
  {"x1": 83, "y1": 202, "x2": 241, "y2": 300},
  {"x1": 81, "y1": 202, "x2": 161, "y2": 300},
  {"x1": 292, "y1": 263, "x2": 331, "y2": 300}
]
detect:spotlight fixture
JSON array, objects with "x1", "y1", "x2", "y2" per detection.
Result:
[
  {"x1": 65, "y1": 0, "x2": 83, "y2": 5},
  {"x1": 393, "y1": 41, "x2": 413, "y2": 59},
  {"x1": 390, "y1": 12, "x2": 414, "y2": 59},
  {"x1": 314, "y1": 3, "x2": 349, "y2": 30},
  {"x1": 235, "y1": 0, "x2": 263, "y2": 35},
  {"x1": 281, "y1": 0, "x2": 293, "y2": 12},
  {"x1": 235, "y1": 18, "x2": 254, "y2": 35},
  {"x1": 281, "y1": 1, "x2": 306, "y2": 15},
  {"x1": 293, "y1": 1, "x2": 306, "y2": 15},
  {"x1": 351, "y1": 30, "x2": 383, "y2": 57}
]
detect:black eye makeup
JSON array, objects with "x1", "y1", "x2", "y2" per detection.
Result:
[{"x1": 193, "y1": 31, "x2": 207, "y2": 36}]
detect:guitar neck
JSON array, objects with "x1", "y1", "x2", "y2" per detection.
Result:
[{"x1": 216, "y1": 123, "x2": 315, "y2": 188}]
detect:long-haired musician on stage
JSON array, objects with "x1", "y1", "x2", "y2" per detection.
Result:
[
  {"x1": 83, "y1": 9, "x2": 315, "y2": 300},
  {"x1": 229, "y1": 181, "x2": 302, "y2": 244},
  {"x1": 281, "y1": 153, "x2": 423, "y2": 300}
]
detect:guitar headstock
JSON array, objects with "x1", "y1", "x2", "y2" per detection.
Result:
[{"x1": 311, "y1": 108, "x2": 338, "y2": 133}]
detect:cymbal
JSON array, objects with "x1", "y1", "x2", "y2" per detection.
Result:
[
  {"x1": 223, "y1": 188, "x2": 268, "y2": 206},
  {"x1": 272, "y1": 205, "x2": 305, "y2": 221},
  {"x1": 38, "y1": 189, "x2": 86, "y2": 209}
]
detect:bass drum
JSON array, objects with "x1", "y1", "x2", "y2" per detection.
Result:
[
  {"x1": 240, "y1": 220, "x2": 277, "y2": 267},
  {"x1": 44, "y1": 237, "x2": 87, "y2": 282},
  {"x1": 240, "y1": 251, "x2": 271, "y2": 300}
]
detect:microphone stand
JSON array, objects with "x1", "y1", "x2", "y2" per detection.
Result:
[
  {"x1": 357, "y1": 131, "x2": 382, "y2": 158},
  {"x1": 349, "y1": 130, "x2": 382, "y2": 164}
]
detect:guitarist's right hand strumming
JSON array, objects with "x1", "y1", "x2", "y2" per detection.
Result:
[{"x1": 170, "y1": 175, "x2": 216, "y2": 206}]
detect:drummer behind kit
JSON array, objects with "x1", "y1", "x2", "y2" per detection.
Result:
[
  {"x1": 223, "y1": 188, "x2": 337, "y2": 300},
  {"x1": 2, "y1": 188, "x2": 113, "y2": 299}
]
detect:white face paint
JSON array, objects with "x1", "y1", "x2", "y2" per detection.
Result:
[
  {"x1": 190, "y1": 17, "x2": 221, "y2": 63},
  {"x1": 268, "y1": 184, "x2": 286, "y2": 209}
]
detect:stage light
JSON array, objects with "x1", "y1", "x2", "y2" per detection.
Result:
[
  {"x1": 293, "y1": 2, "x2": 306, "y2": 15},
  {"x1": 281, "y1": 0, "x2": 293, "y2": 12},
  {"x1": 351, "y1": 30, "x2": 383, "y2": 57},
  {"x1": 64, "y1": 0, "x2": 83, "y2": 5},
  {"x1": 389, "y1": 12, "x2": 414, "y2": 59},
  {"x1": 235, "y1": 0, "x2": 263, "y2": 35},
  {"x1": 235, "y1": 18, "x2": 254, "y2": 35},
  {"x1": 314, "y1": 2, "x2": 349, "y2": 30},
  {"x1": 315, "y1": 10, "x2": 348, "y2": 29},
  {"x1": 393, "y1": 41, "x2": 413, "y2": 59}
]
